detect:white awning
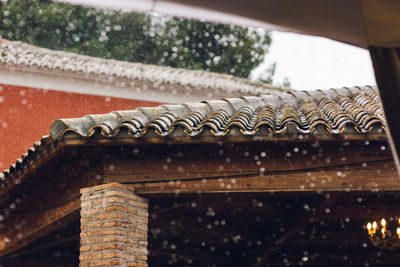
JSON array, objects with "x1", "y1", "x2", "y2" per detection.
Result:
[{"x1": 55, "y1": 0, "x2": 400, "y2": 48}]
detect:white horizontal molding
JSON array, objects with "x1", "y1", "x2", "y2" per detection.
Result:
[{"x1": 0, "y1": 64, "x2": 231, "y2": 103}]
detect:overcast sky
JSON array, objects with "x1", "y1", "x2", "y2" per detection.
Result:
[{"x1": 252, "y1": 31, "x2": 376, "y2": 91}]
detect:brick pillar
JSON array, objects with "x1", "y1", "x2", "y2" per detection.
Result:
[{"x1": 80, "y1": 183, "x2": 149, "y2": 267}]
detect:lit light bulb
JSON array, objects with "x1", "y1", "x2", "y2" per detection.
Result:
[
  {"x1": 381, "y1": 218, "x2": 387, "y2": 237},
  {"x1": 397, "y1": 227, "x2": 400, "y2": 239},
  {"x1": 367, "y1": 222, "x2": 372, "y2": 236},
  {"x1": 372, "y1": 221, "x2": 377, "y2": 234}
]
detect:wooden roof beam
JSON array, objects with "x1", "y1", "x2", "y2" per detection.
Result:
[
  {"x1": 0, "y1": 197, "x2": 80, "y2": 257},
  {"x1": 126, "y1": 159, "x2": 400, "y2": 195},
  {"x1": 0, "y1": 149, "x2": 103, "y2": 257}
]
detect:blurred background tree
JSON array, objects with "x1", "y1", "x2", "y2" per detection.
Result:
[{"x1": 0, "y1": 0, "x2": 276, "y2": 80}]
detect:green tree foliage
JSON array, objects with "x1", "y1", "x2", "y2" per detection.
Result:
[{"x1": 0, "y1": 0, "x2": 273, "y2": 79}]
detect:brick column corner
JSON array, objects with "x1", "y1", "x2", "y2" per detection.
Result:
[{"x1": 80, "y1": 183, "x2": 149, "y2": 267}]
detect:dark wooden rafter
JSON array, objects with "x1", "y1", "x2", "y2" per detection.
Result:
[
  {"x1": 0, "y1": 148, "x2": 103, "y2": 257},
  {"x1": 151, "y1": 200, "x2": 194, "y2": 215},
  {"x1": 0, "y1": 258, "x2": 75, "y2": 267},
  {"x1": 8, "y1": 235, "x2": 79, "y2": 258},
  {"x1": 0, "y1": 197, "x2": 80, "y2": 257},
  {"x1": 0, "y1": 141, "x2": 64, "y2": 201}
]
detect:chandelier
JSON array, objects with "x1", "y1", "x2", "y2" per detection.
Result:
[{"x1": 366, "y1": 218, "x2": 400, "y2": 250}]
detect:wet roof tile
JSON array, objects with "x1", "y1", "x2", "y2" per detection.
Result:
[{"x1": 50, "y1": 86, "x2": 385, "y2": 140}]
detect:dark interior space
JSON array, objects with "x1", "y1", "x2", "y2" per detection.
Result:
[
  {"x1": 3, "y1": 191, "x2": 400, "y2": 267},
  {"x1": 148, "y1": 192, "x2": 400, "y2": 266}
]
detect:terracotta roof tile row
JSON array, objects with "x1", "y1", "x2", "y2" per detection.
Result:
[
  {"x1": 50, "y1": 86, "x2": 385, "y2": 141},
  {"x1": 0, "y1": 39, "x2": 284, "y2": 96}
]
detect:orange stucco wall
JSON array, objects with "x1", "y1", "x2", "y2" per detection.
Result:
[{"x1": 0, "y1": 84, "x2": 162, "y2": 169}]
